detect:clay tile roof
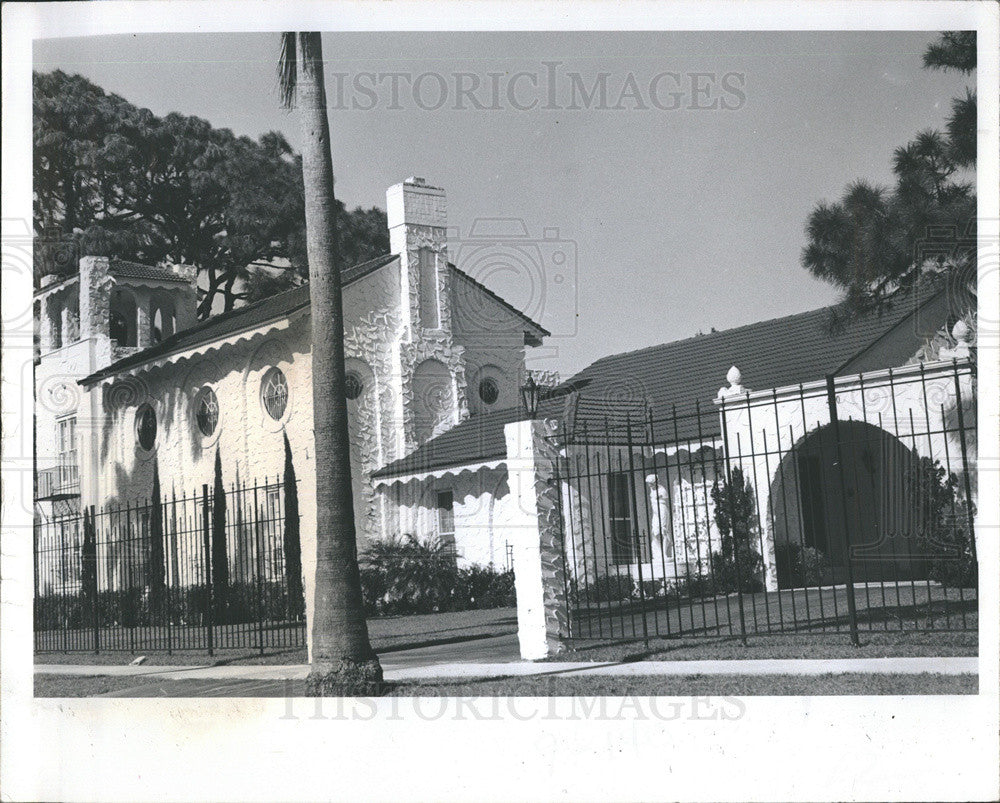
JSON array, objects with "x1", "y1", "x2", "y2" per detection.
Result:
[
  {"x1": 109, "y1": 259, "x2": 191, "y2": 284},
  {"x1": 372, "y1": 284, "x2": 947, "y2": 477},
  {"x1": 372, "y1": 406, "x2": 526, "y2": 479}
]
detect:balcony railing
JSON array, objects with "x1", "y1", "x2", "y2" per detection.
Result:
[{"x1": 36, "y1": 462, "x2": 80, "y2": 501}]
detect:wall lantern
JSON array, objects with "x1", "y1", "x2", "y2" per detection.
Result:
[{"x1": 520, "y1": 374, "x2": 541, "y2": 419}]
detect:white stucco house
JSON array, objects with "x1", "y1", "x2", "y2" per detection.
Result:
[
  {"x1": 34, "y1": 175, "x2": 976, "y2": 659},
  {"x1": 34, "y1": 178, "x2": 547, "y2": 621}
]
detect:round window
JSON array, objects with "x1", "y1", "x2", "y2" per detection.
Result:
[
  {"x1": 344, "y1": 372, "x2": 364, "y2": 401},
  {"x1": 136, "y1": 404, "x2": 157, "y2": 450},
  {"x1": 195, "y1": 387, "x2": 220, "y2": 436},
  {"x1": 261, "y1": 367, "x2": 289, "y2": 420},
  {"x1": 478, "y1": 376, "x2": 500, "y2": 405}
]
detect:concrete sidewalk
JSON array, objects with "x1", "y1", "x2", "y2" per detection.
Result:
[{"x1": 36, "y1": 655, "x2": 978, "y2": 683}]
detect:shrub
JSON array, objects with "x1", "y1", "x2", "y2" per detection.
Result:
[
  {"x1": 775, "y1": 543, "x2": 826, "y2": 588},
  {"x1": 583, "y1": 573, "x2": 635, "y2": 603},
  {"x1": 359, "y1": 534, "x2": 458, "y2": 615},
  {"x1": 638, "y1": 578, "x2": 666, "y2": 599},
  {"x1": 709, "y1": 468, "x2": 764, "y2": 593},
  {"x1": 907, "y1": 457, "x2": 977, "y2": 588},
  {"x1": 358, "y1": 534, "x2": 516, "y2": 616},
  {"x1": 669, "y1": 573, "x2": 717, "y2": 600},
  {"x1": 455, "y1": 564, "x2": 516, "y2": 609},
  {"x1": 34, "y1": 581, "x2": 298, "y2": 632}
]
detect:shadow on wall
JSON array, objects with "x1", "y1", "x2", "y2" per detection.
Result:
[{"x1": 767, "y1": 420, "x2": 927, "y2": 583}]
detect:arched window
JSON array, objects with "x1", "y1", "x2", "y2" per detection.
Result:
[
  {"x1": 110, "y1": 310, "x2": 129, "y2": 345},
  {"x1": 110, "y1": 289, "x2": 137, "y2": 347},
  {"x1": 261, "y1": 368, "x2": 289, "y2": 420},
  {"x1": 135, "y1": 404, "x2": 157, "y2": 451},
  {"x1": 152, "y1": 308, "x2": 164, "y2": 344},
  {"x1": 195, "y1": 387, "x2": 220, "y2": 436}
]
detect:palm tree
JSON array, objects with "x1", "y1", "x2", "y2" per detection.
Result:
[{"x1": 278, "y1": 32, "x2": 382, "y2": 695}]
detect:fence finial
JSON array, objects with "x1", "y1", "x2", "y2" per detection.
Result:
[
  {"x1": 717, "y1": 365, "x2": 747, "y2": 399},
  {"x1": 939, "y1": 318, "x2": 972, "y2": 360}
]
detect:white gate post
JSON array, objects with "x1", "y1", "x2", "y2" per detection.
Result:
[{"x1": 504, "y1": 418, "x2": 569, "y2": 660}]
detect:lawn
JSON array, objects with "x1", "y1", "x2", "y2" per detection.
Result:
[
  {"x1": 569, "y1": 583, "x2": 977, "y2": 643},
  {"x1": 34, "y1": 672, "x2": 977, "y2": 698},
  {"x1": 386, "y1": 672, "x2": 977, "y2": 696},
  {"x1": 554, "y1": 630, "x2": 978, "y2": 663},
  {"x1": 35, "y1": 607, "x2": 517, "y2": 665}
]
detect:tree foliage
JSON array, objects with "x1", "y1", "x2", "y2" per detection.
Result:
[
  {"x1": 710, "y1": 467, "x2": 764, "y2": 593},
  {"x1": 148, "y1": 460, "x2": 166, "y2": 617},
  {"x1": 906, "y1": 457, "x2": 977, "y2": 588},
  {"x1": 282, "y1": 433, "x2": 304, "y2": 620},
  {"x1": 211, "y1": 448, "x2": 229, "y2": 619},
  {"x1": 33, "y1": 69, "x2": 388, "y2": 316},
  {"x1": 801, "y1": 32, "x2": 977, "y2": 315}
]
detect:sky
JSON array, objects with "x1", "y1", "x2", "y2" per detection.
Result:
[{"x1": 33, "y1": 31, "x2": 974, "y2": 378}]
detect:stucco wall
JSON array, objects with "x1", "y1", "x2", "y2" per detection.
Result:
[
  {"x1": 719, "y1": 359, "x2": 976, "y2": 588},
  {"x1": 557, "y1": 442, "x2": 722, "y2": 588},
  {"x1": 376, "y1": 465, "x2": 515, "y2": 569}
]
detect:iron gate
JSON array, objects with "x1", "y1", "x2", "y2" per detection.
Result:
[{"x1": 554, "y1": 360, "x2": 978, "y2": 644}]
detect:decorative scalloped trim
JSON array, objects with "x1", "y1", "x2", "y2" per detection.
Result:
[{"x1": 372, "y1": 459, "x2": 506, "y2": 489}]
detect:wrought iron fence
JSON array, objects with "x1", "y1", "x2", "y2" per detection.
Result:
[
  {"x1": 34, "y1": 478, "x2": 305, "y2": 654},
  {"x1": 554, "y1": 359, "x2": 978, "y2": 644}
]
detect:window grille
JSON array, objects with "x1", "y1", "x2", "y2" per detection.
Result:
[
  {"x1": 195, "y1": 388, "x2": 220, "y2": 436},
  {"x1": 261, "y1": 368, "x2": 289, "y2": 420}
]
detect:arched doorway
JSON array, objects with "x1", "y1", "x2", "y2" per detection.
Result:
[{"x1": 771, "y1": 420, "x2": 925, "y2": 583}]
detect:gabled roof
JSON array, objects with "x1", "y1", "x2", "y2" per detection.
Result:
[
  {"x1": 372, "y1": 284, "x2": 948, "y2": 479},
  {"x1": 80, "y1": 251, "x2": 548, "y2": 386},
  {"x1": 451, "y1": 267, "x2": 550, "y2": 342}
]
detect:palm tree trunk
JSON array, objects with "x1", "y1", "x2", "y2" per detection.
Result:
[{"x1": 283, "y1": 32, "x2": 382, "y2": 695}]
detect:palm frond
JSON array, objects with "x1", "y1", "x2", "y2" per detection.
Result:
[
  {"x1": 278, "y1": 32, "x2": 297, "y2": 109},
  {"x1": 922, "y1": 31, "x2": 976, "y2": 75}
]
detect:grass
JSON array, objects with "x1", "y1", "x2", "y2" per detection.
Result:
[
  {"x1": 554, "y1": 629, "x2": 978, "y2": 663},
  {"x1": 569, "y1": 583, "x2": 977, "y2": 642},
  {"x1": 385, "y1": 673, "x2": 977, "y2": 696},
  {"x1": 34, "y1": 672, "x2": 977, "y2": 698},
  {"x1": 35, "y1": 607, "x2": 517, "y2": 666},
  {"x1": 34, "y1": 674, "x2": 168, "y2": 697}
]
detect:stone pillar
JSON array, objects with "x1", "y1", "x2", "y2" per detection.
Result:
[
  {"x1": 39, "y1": 293, "x2": 58, "y2": 352},
  {"x1": 504, "y1": 418, "x2": 569, "y2": 660},
  {"x1": 717, "y1": 366, "x2": 779, "y2": 592},
  {"x1": 135, "y1": 289, "x2": 153, "y2": 349}
]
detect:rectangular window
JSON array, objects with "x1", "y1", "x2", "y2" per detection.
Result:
[
  {"x1": 418, "y1": 247, "x2": 440, "y2": 329},
  {"x1": 436, "y1": 490, "x2": 455, "y2": 551},
  {"x1": 266, "y1": 488, "x2": 283, "y2": 580},
  {"x1": 608, "y1": 472, "x2": 636, "y2": 564},
  {"x1": 56, "y1": 416, "x2": 78, "y2": 492}
]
